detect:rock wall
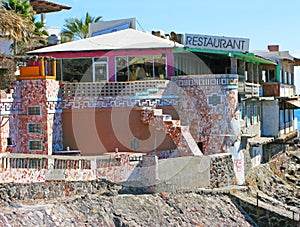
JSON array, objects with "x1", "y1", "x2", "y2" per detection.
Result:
[{"x1": 210, "y1": 153, "x2": 235, "y2": 188}]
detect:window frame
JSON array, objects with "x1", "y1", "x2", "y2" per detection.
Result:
[
  {"x1": 28, "y1": 140, "x2": 43, "y2": 151},
  {"x1": 28, "y1": 123, "x2": 43, "y2": 134},
  {"x1": 28, "y1": 106, "x2": 41, "y2": 116}
]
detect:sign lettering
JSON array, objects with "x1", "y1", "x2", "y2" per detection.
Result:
[{"x1": 185, "y1": 34, "x2": 249, "y2": 52}]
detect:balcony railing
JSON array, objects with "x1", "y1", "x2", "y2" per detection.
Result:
[
  {"x1": 262, "y1": 82, "x2": 296, "y2": 97},
  {"x1": 238, "y1": 82, "x2": 260, "y2": 97},
  {"x1": 18, "y1": 59, "x2": 56, "y2": 80},
  {"x1": 61, "y1": 80, "x2": 169, "y2": 97}
]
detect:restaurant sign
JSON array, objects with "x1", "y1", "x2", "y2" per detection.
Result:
[{"x1": 185, "y1": 34, "x2": 249, "y2": 52}]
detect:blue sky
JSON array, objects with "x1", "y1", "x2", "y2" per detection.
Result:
[
  {"x1": 46, "y1": 0, "x2": 300, "y2": 91},
  {"x1": 46, "y1": 0, "x2": 300, "y2": 53}
]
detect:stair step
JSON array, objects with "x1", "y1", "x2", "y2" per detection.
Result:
[
  {"x1": 153, "y1": 109, "x2": 163, "y2": 116},
  {"x1": 182, "y1": 129, "x2": 203, "y2": 155}
]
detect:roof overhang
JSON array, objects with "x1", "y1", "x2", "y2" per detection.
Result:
[
  {"x1": 234, "y1": 53, "x2": 276, "y2": 65},
  {"x1": 30, "y1": 0, "x2": 71, "y2": 14},
  {"x1": 178, "y1": 48, "x2": 277, "y2": 65},
  {"x1": 285, "y1": 99, "x2": 300, "y2": 109},
  {"x1": 292, "y1": 58, "x2": 300, "y2": 66}
]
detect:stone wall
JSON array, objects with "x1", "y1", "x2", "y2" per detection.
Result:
[
  {"x1": 0, "y1": 179, "x2": 115, "y2": 201},
  {"x1": 0, "y1": 153, "x2": 238, "y2": 192},
  {"x1": 209, "y1": 153, "x2": 235, "y2": 188},
  {"x1": 263, "y1": 143, "x2": 286, "y2": 163}
]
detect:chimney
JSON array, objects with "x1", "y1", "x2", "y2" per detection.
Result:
[{"x1": 268, "y1": 45, "x2": 279, "y2": 52}]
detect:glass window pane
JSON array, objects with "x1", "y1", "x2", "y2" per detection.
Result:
[
  {"x1": 28, "y1": 140, "x2": 43, "y2": 151},
  {"x1": 153, "y1": 55, "x2": 166, "y2": 79},
  {"x1": 28, "y1": 106, "x2": 41, "y2": 116},
  {"x1": 61, "y1": 58, "x2": 93, "y2": 82},
  {"x1": 94, "y1": 63, "x2": 108, "y2": 82},
  {"x1": 28, "y1": 123, "x2": 42, "y2": 134},
  {"x1": 116, "y1": 56, "x2": 129, "y2": 82}
]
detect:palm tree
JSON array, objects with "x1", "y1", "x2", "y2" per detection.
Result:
[
  {"x1": 2, "y1": 0, "x2": 47, "y2": 54},
  {"x1": 10, "y1": 16, "x2": 49, "y2": 54},
  {"x1": 2, "y1": 0, "x2": 33, "y2": 17},
  {"x1": 61, "y1": 12, "x2": 102, "y2": 41},
  {"x1": 0, "y1": 8, "x2": 34, "y2": 42}
]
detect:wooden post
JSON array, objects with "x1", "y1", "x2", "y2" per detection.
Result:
[
  {"x1": 52, "y1": 60, "x2": 56, "y2": 78},
  {"x1": 39, "y1": 59, "x2": 45, "y2": 76}
]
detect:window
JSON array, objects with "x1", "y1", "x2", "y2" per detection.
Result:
[
  {"x1": 28, "y1": 106, "x2": 41, "y2": 116},
  {"x1": 28, "y1": 140, "x2": 43, "y2": 151},
  {"x1": 279, "y1": 110, "x2": 284, "y2": 130},
  {"x1": 290, "y1": 109, "x2": 293, "y2": 122},
  {"x1": 93, "y1": 57, "x2": 108, "y2": 82},
  {"x1": 59, "y1": 58, "x2": 93, "y2": 82},
  {"x1": 115, "y1": 55, "x2": 167, "y2": 82},
  {"x1": 7, "y1": 138, "x2": 12, "y2": 146},
  {"x1": 28, "y1": 123, "x2": 42, "y2": 134},
  {"x1": 281, "y1": 69, "x2": 285, "y2": 83},
  {"x1": 268, "y1": 70, "x2": 275, "y2": 82}
]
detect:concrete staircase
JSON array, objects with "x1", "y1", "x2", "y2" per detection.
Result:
[{"x1": 141, "y1": 107, "x2": 203, "y2": 156}]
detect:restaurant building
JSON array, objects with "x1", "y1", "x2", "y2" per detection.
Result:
[{"x1": 1, "y1": 28, "x2": 300, "y2": 185}]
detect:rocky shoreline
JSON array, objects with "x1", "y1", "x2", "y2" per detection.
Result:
[
  {"x1": 0, "y1": 189, "x2": 254, "y2": 227},
  {"x1": 0, "y1": 149, "x2": 298, "y2": 226}
]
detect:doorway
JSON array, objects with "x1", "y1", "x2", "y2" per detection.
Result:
[{"x1": 94, "y1": 62, "x2": 108, "y2": 82}]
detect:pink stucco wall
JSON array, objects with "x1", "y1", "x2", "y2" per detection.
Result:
[{"x1": 39, "y1": 48, "x2": 174, "y2": 81}]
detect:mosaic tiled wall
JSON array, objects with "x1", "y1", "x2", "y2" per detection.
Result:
[
  {"x1": 62, "y1": 96, "x2": 179, "y2": 109},
  {"x1": 0, "y1": 154, "x2": 139, "y2": 184},
  {"x1": 170, "y1": 75, "x2": 240, "y2": 155},
  {"x1": 8, "y1": 79, "x2": 62, "y2": 154},
  {"x1": 0, "y1": 169, "x2": 46, "y2": 183},
  {"x1": 0, "y1": 92, "x2": 14, "y2": 153},
  {"x1": 140, "y1": 108, "x2": 202, "y2": 156},
  {"x1": 0, "y1": 115, "x2": 10, "y2": 153}
]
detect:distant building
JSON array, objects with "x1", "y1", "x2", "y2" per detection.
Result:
[
  {"x1": 88, "y1": 18, "x2": 137, "y2": 37},
  {"x1": 254, "y1": 45, "x2": 300, "y2": 141}
]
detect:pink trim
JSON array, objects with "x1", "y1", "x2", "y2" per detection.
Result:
[{"x1": 39, "y1": 49, "x2": 174, "y2": 82}]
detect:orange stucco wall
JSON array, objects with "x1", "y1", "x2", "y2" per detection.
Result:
[{"x1": 62, "y1": 108, "x2": 177, "y2": 155}]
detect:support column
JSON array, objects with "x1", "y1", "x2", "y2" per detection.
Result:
[
  {"x1": 253, "y1": 63, "x2": 259, "y2": 84},
  {"x1": 248, "y1": 62, "x2": 254, "y2": 83},
  {"x1": 230, "y1": 57, "x2": 238, "y2": 74},
  {"x1": 237, "y1": 60, "x2": 244, "y2": 74},
  {"x1": 258, "y1": 65, "x2": 263, "y2": 83}
]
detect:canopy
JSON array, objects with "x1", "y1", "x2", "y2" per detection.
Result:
[{"x1": 30, "y1": 0, "x2": 71, "y2": 14}]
